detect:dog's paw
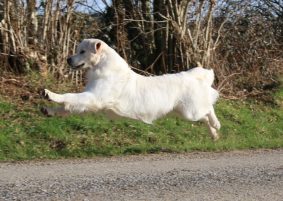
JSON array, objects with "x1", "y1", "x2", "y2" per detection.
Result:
[
  {"x1": 40, "y1": 107, "x2": 53, "y2": 117},
  {"x1": 213, "y1": 120, "x2": 221, "y2": 130},
  {"x1": 42, "y1": 89, "x2": 63, "y2": 103},
  {"x1": 212, "y1": 134, "x2": 220, "y2": 141},
  {"x1": 39, "y1": 89, "x2": 51, "y2": 100},
  {"x1": 44, "y1": 89, "x2": 51, "y2": 99},
  {"x1": 44, "y1": 89, "x2": 57, "y2": 101}
]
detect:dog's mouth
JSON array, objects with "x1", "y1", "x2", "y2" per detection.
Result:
[{"x1": 71, "y1": 63, "x2": 85, "y2": 70}]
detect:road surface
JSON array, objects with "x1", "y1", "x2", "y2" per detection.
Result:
[{"x1": 0, "y1": 149, "x2": 282, "y2": 201}]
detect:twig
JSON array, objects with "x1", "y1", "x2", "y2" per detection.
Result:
[
  {"x1": 0, "y1": 52, "x2": 17, "y2": 57},
  {"x1": 144, "y1": 52, "x2": 163, "y2": 73},
  {"x1": 1, "y1": 77, "x2": 20, "y2": 83},
  {"x1": 130, "y1": 66, "x2": 154, "y2": 76},
  {"x1": 217, "y1": 72, "x2": 242, "y2": 92}
]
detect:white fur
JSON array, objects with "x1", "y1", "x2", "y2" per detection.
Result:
[{"x1": 44, "y1": 39, "x2": 221, "y2": 140}]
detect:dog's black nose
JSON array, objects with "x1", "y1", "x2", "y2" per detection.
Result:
[{"x1": 67, "y1": 57, "x2": 72, "y2": 66}]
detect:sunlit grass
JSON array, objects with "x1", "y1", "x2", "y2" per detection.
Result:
[{"x1": 0, "y1": 91, "x2": 282, "y2": 161}]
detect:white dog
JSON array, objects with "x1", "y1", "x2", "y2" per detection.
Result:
[{"x1": 43, "y1": 39, "x2": 221, "y2": 140}]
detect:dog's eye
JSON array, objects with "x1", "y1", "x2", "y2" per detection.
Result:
[{"x1": 80, "y1": 50, "x2": 85, "y2": 54}]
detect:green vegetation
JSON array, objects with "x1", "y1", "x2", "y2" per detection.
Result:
[{"x1": 0, "y1": 92, "x2": 282, "y2": 161}]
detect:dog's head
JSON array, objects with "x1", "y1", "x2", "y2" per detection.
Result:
[{"x1": 67, "y1": 39, "x2": 105, "y2": 70}]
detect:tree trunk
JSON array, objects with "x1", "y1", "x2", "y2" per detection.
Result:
[
  {"x1": 153, "y1": 0, "x2": 167, "y2": 74},
  {"x1": 26, "y1": 0, "x2": 38, "y2": 45},
  {"x1": 42, "y1": 0, "x2": 52, "y2": 44}
]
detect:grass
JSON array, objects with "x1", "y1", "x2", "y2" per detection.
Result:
[
  {"x1": 0, "y1": 73, "x2": 282, "y2": 161},
  {"x1": 0, "y1": 97, "x2": 282, "y2": 161}
]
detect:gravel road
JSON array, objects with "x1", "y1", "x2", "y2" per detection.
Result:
[{"x1": 0, "y1": 149, "x2": 282, "y2": 201}]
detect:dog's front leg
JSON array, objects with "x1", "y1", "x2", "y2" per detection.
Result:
[
  {"x1": 44, "y1": 89, "x2": 101, "y2": 113},
  {"x1": 41, "y1": 106, "x2": 69, "y2": 117},
  {"x1": 44, "y1": 89, "x2": 65, "y2": 103}
]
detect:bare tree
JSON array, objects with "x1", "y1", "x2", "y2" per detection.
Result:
[{"x1": 0, "y1": 0, "x2": 281, "y2": 99}]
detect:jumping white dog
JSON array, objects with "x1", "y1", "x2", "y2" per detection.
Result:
[{"x1": 43, "y1": 39, "x2": 221, "y2": 140}]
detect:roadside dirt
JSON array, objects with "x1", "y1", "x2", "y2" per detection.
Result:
[{"x1": 0, "y1": 149, "x2": 282, "y2": 201}]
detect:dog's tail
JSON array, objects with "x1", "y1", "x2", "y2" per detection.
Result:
[
  {"x1": 210, "y1": 87, "x2": 219, "y2": 104},
  {"x1": 206, "y1": 69, "x2": 219, "y2": 104},
  {"x1": 206, "y1": 68, "x2": 215, "y2": 87},
  {"x1": 203, "y1": 68, "x2": 219, "y2": 104},
  {"x1": 191, "y1": 67, "x2": 219, "y2": 104},
  {"x1": 190, "y1": 67, "x2": 215, "y2": 86}
]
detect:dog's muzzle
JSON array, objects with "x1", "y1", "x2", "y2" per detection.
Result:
[{"x1": 67, "y1": 57, "x2": 85, "y2": 70}]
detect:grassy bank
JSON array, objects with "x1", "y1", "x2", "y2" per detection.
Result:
[{"x1": 0, "y1": 93, "x2": 282, "y2": 161}]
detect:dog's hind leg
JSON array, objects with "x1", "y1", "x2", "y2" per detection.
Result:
[
  {"x1": 179, "y1": 108, "x2": 220, "y2": 141},
  {"x1": 201, "y1": 115, "x2": 219, "y2": 141},
  {"x1": 207, "y1": 107, "x2": 221, "y2": 130}
]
